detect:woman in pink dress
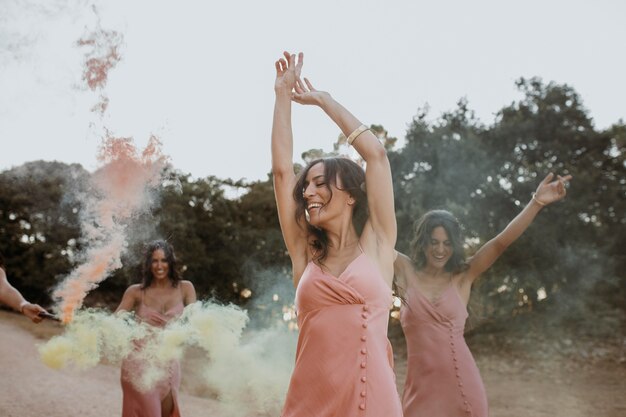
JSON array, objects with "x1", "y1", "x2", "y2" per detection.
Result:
[
  {"x1": 115, "y1": 240, "x2": 196, "y2": 417},
  {"x1": 272, "y1": 51, "x2": 402, "y2": 417},
  {"x1": 395, "y1": 173, "x2": 572, "y2": 417}
]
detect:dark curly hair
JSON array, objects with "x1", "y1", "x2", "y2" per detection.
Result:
[
  {"x1": 293, "y1": 157, "x2": 368, "y2": 263},
  {"x1": 410, "y1": 210, "x2": 468, "y2": 274},
  {"x1": 141, "y1": 240, "x2": 181, "y2": 289}
]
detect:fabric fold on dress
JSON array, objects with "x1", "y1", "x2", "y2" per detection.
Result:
[
  {"x1": 282, "y1": 252, "x2": 402, "y2": 417},
  {"x1": 121, "y1": 292, "x2": 184, "y2": 417},
  {"x1": 401, "y1": 284, "x2": 488, "y2": 417}
]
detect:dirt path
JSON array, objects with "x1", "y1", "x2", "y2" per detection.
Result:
[
  {"x1": 1, "y1": 310, "x2": 625, "y2": 417},
  {"x1": 0, "y1": 311, "x2": 223, "y2": 417}
]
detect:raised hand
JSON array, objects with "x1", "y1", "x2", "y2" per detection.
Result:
[
  {"x1": 275, "y1": 51, "x2": 303, "y2": 94},
  {"x1": 534, "y1": 172, "x2": 573, "y2": 205},
  {"x1": 292, "y1": 76, "x2": 330, "y2": 106}
]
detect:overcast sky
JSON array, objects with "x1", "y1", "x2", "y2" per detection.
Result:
[{"x1": 1, "y1": 0, "x2": 624, "y2": 182}]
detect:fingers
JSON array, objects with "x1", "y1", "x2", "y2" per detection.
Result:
[
  {"x1": 288, "y1": 53, "x2": 295, "y2": 69},
  {"x1": 294, "y1": 78, "x2": 306, "y2": 94},
  {"x1": 295, "y1": 52, "x2": 304, "y2": 75},
  {"x1": 304, "y1": 77, "x2": 316, "y2": 91},
  {"x1": 541, "y1": 172, "x2": 554, "y2": 185}
]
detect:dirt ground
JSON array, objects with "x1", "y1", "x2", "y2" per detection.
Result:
[{"x1": 1, "y1": 310, "x2": 625, "y2": 417}]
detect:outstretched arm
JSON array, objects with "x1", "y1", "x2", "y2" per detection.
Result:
[
  {"x1": 293, "y1": 77, "x2": 396, "y2": 251},
  {"x1": 0, "y1": 268, "x2": 46, "y2": 323},
  {"x1": 465, "y1": 173, "x2": 572, "y2": 283},
  {"x1": 271, "y1": 51, "x2": 308, "y2": 284}
]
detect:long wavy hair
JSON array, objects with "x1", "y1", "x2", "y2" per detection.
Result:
[
  {"x1": 141, "y1": 240, "x2": 181, "y2": 289},
  {"x1": 293, "y1": 157, "x2": 368, "y2": 263},
  {"x1": 410, "y1": 210, "x2": 469, "y2": 274}
]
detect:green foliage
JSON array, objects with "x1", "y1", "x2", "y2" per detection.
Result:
[
  {"x1": 0, "y1": 77, "x2": 622, "y2": 334},
  {"x1": 0, "y1": 161, "x2": 87, "y2": 304},
  {"x1": 389, "y1": 78, "x2": 625, "y2": 329}
]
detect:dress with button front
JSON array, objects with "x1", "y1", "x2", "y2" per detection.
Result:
[
  {"x1": 281, "y1": 252, "x2": 403, "y2": 417},
  {"x1": 400, "y1": 284, "x2": 487, "y2": 417}
]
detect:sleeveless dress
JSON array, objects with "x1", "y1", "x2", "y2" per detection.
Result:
[
  {"x1": 282, "y1": 251, "x2": 403, "y2": 417},
  {"x1": 121, "y1": 289, "x2": 185, "y2": 417},
  {"x1": 400, "y1": 284, "x2": 488, "y2": 417}
]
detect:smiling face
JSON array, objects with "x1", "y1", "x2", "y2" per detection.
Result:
[
  {"x1": 423, "y1": 226, "x2": 453, "y2": 270},
  {"x1": 302, "y1": 162, "x2": 354, "y2": 229},
  {"x1": 150, "y1": 248, "x2": 170, "y2": 282}
]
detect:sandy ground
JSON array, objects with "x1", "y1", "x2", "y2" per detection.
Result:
[{"x1": 1, "y1": 310, "x2": 625, "y2": 417}]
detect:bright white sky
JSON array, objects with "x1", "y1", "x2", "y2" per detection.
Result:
[{"x1": 1, "y1": 0, "x2": 624, "y2": 182}]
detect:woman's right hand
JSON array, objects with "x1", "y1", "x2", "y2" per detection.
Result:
[{"x1": 274, "y1": 51, "x2": 303, "y2": 94}]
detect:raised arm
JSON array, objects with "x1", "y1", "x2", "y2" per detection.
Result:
[
  {"x1": 0, "y1": 268, "x2": 46, "y2": 323},
  {"x1": 272, "y1": 52, "x2": 308, "y2": 283},
  {"x1": 293, "y1": 78, "x2": 397, "y2": 251},
  {"x1": 464, "y1": 173, "x2": 572, "y2": 284}
]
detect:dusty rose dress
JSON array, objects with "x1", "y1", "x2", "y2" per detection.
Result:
[
  {"x1": 400, "y1": 284, "x2": 488, "y2": 417},
  {"x1": 282, "y1": 251, "x2": 403, "y2": 417},
  {"x1": 121, "y1": 291, "x2": 184, "y2": 417}
]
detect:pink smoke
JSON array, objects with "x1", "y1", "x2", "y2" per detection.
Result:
[{"x1": 54, "y1": 134, "x2": 167, "y2": 323}]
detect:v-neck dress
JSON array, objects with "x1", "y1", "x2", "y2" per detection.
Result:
[
  {"x1": 121, "y1": 290, "x2": 185, "y2": 417},
  {"x1": 281, "y1": 252, "x2": 403, "y2": 417},
  {"x1": 400, "y1": 284, "x2": 487, "y2": 417}
]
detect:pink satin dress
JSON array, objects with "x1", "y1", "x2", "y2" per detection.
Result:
[
  {"x1": 121, "y1": 290, "x2": 185, "y2": 417},
  {"x1": 400, "y1": 284, "x2": 488, "y2": 417},
  {"x1": 282, "y1": 251, "x2": 403, "y2": 417}
]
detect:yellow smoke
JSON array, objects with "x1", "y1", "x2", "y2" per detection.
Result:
[{"x1": 40, "y1": 302, "x2": 296, "y2": 416}]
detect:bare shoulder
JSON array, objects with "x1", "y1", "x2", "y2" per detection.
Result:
[
  {"x1": 125, "y1": 284, "x2": 142, "y2": 296},
  {"x1": 180, "y1": 280, "x2": 195, "y2": 291},
  {"x1": 394, "y1": 252, "x2": 414, "y2": 275}
]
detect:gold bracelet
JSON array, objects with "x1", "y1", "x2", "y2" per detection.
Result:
[
  {"x1": 532, "y1": 193, "x2": 546, "y2": 207},
  {"x1": 347, "y1": 124, "x2": 369, "y2": 146}
]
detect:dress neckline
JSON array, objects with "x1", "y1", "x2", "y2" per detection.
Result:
[
  {"x1": 140, "y1": 286, "x2": 184, "y2": 315},
  {"x1": 310, "y1": 251, "x2": 365, "y2": 280},
  {"x1": 412, "y1": 282, "x2": 456, "y2": 306}
]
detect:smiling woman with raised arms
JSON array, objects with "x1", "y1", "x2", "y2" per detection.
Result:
[
  {"x1": 272, "y1": 51, "x2": 402, "y2": 417},
  {"x1": 395, "y1": 173, "x2": 572, "y2": 417}
]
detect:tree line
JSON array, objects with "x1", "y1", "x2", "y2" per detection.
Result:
[{"x1": 1, "y1": 78, "x2": 623, "y2": 333}]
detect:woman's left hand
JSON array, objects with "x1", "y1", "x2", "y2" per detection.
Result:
[
  {"x1": 534, "y1": 172, "x2": 573, "y2": 205},
  {"x1": 292, "y1": 77, "x2": 330, "y2": 107}
]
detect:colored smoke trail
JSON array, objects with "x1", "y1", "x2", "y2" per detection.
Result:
[
  {"x1": 39, "y1": 302, "x2": 296, "y2": 416},
  {"x1": 51, "y1": 10, "x2": 170, "y2": 323},
  {"x1": 53, "y1": 135, "x2": 167, "y2": 323}
]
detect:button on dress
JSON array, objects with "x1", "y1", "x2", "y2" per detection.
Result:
[
  {"x1": 400, "y1": 284, "x2": 487, "y2": 417},
  {"x1": 282, "y1": 252, "x2": 403, "y2": 417}
]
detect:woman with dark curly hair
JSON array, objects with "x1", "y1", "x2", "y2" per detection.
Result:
[
  {"x1": 395, "y1": 173, "x2": 572, "y2": 417},
  {"x1": 272, "y1": 51, "x2": 402, "y2": 417},
  {"x1": 115, "y1": 240, "x2": 196, "y2": 417}
]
